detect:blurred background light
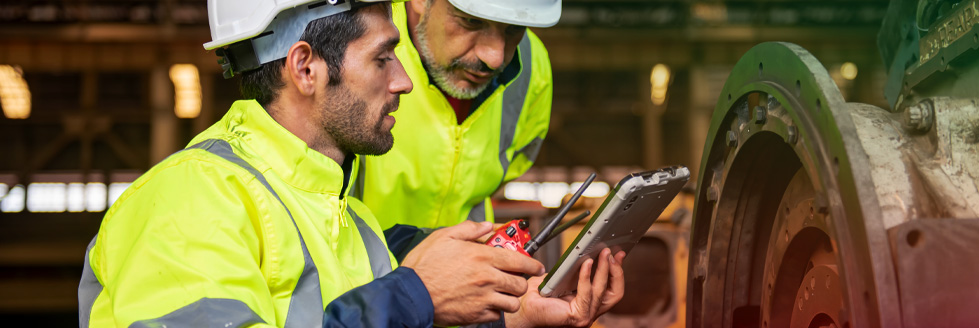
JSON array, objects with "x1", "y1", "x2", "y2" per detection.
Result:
[
  {"x1": 107, "y1": 182, "x2": 131, "y2": 208},
  {"x1": 27, "y1": 183, "x2": 67, "y2": 212},
  {"x1": 571, "y1": 181, "x2": 610, "y2": 198},
  {"x1": 841, "y1": 62, "x2": 858, "y2": 80},
  {"x1": 650, "y1": 64, "x2": 671, "y2": 106},
  {"x1": 0, "y1": 184, "x2": 25, "y2": 212},
  {"x1": 504, "y1": 180, "x2": 611, "y2": 208},
  {"x1": 539, "y1": 182, "x2": 570, "y2": 208},
  {"x1": 504, "y1": 182, "x2": 538, "y2": 201},
  {"x1": 86, "y1": 183, "x2": 108, "y2": 212},
  {"x1": 0, "y1": 65, "x2": 32, "y2": 119},
  {"x1": 66, "y1": 183, "x2": 86, "y2": 212},
  {"x1": 170, "y1": 63, "x2": 202, "y2": 119}
]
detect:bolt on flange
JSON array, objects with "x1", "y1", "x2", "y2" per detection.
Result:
[
  {"x1": 727, "y1": 130, "x2": 739, "y2": 148},
  {"x1": 754, "y1": 106, "x2": 767, "y2": 124},
  {"x1": 904, "y1": 99, "x2": 934, "y2": 133}
]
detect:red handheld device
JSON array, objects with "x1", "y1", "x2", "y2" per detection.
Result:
[
  {"x1": 484, "y1": 173, "x2": 598, "y2": 257},
  {"x1": 485, "y1": 219, "x2": 532, "y2": 256}
]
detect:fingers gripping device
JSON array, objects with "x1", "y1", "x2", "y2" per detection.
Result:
[{"x1": 484, "y1": 173, "x2": 597, "y2": 256}]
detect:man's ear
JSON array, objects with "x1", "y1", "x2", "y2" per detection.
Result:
[{"x1": 284, "y1": 41, "x2": 326, "y2": 97}]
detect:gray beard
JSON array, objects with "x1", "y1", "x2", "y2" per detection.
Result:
[{"x1": 414, "y1": 13, "x2": 491, "y2": 100}]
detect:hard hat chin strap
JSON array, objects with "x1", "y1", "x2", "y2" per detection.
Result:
[{"x1": 216, "y1": 0, "x2": 356, "y2": 78}]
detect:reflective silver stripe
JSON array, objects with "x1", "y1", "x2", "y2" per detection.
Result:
[
  {"x1": 129, "y1": 298, "x2": 265, "y2": 328},
  {"x1": 516, "y1": 136, "x2": 544, "y2": 164},
  {"x1": 467, "y1": 199, "x2": 487, "y2": 222},
  {"x1": 78, "y1": 235, "x2": 102, "y2": 328},
  {"x1": 187, "y1": 139, "x2": 322, "y2": 328},
  {"x1": 351, "y1": 157, "x2": 366, "y2": 200},
  {"x1": 346, "y1": 207, "x2": 393, "y2": 278},
  {"x1": 498, "y1": 35, "x2": 534, "y2": 179}
]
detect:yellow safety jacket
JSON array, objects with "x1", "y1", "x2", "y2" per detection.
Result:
[
  {"x1": 78, "y1": 100, "x2": 417, "y2": 327},
  {"x1": 354, "y1": 2, "x2": 553, "y2": 229}
]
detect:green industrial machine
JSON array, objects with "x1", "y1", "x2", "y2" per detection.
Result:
[{"x1": 688, "y1": 1, "x2": 979, "y2": 327}]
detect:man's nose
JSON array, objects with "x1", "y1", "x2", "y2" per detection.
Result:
[
  {"x1": 390, "y1": 54, "x2": 413, "y2": 95},
  {"x1": 474, "y1": 30, "x2": 506, "y2": 71}
]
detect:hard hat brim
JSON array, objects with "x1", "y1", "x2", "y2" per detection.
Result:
[{"x1": 446, "y1": 0, "x2": 561, "y2": 28}]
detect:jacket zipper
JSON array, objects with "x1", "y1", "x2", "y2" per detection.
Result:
[{"x1": 331, "y1": 197, "x2": 348, "y2": 252}]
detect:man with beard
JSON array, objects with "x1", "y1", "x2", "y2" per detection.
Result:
[
  {"x1": 353, "y1": 0, "x2": 558, "y2": 231},
  {"x1": 79, "y1": 0, "x2": 624, "y2": 327}
]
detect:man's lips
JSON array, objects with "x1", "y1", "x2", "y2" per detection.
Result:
[{"x1": 463, "y1": 70, "x2": 492, "y2": 84}]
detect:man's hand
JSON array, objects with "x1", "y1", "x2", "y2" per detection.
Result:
[
  {"x1": 401, "y1": 221, "x2": 546, "y2": 326},
  {"x1": 475, "y1": 222, "x2": 506, "y2": 243},
  {"x1": 505, "y1": 248, "x2": 627, "y2": 328}
]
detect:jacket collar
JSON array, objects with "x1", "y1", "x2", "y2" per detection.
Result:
[{"x1": 211, "y1": 100, "x2": 353, "y2": 196}]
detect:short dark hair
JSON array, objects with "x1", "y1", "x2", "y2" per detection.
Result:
[{"x1": 239, "y1": 3, "x2": 386, "y2": 107}]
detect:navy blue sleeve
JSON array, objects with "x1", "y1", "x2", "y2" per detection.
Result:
[
  {"x1": 384, "y1": 224, "x2": 435, "y2": 263},
  {"x1": 323, "y1": 267, "x2": 434, "y2": 327}
]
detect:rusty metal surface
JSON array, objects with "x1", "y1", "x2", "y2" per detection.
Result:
[
  {"x1": 689, "y1": 39, "x2": 979, "y2": 328},
  {"x1": 847, "y1": 98, "x2": 979, "y2": 222},
  {"x1": 888, "y1": 219, "x2": 979, "y2": 328},
  {"x1": 688, "y1": 42, "x2": 903, "y2": 328}
]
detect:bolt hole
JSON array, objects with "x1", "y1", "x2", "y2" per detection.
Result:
[
  {"x1": 795, "y1": 80, "x2": 801, "y2": 96},
  {"x1": 833, "y1": 157, "x2": 840, "y2": 175},
  {"x1": 728, "y1": 93, "x2": 732, "y2": 101},
  {"x1": 759, "y1": 62, "x2": 764, "y2": 77},
  {"x1": 816, "y1": 98, "x2": 822, "y2": 110},
  {"x1": 906, "y1": 229, "x2": 922, "y2": 247}
]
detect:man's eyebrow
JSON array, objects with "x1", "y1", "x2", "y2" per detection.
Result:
[{"x1": 377, "y1": 36, "x2": 400, "y2": 54}]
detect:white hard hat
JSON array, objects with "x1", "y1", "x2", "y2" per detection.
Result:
[
  {"x1": 204, "y1": 0, "x2": 400, "y2": 78},
  {"x1": 447, "y1": 0, "x2": 561, "y2": 28}
]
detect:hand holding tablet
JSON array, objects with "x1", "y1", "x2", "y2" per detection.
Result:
[{"x1": 539, "y1": 166, "x2": 690, "y2": 297}]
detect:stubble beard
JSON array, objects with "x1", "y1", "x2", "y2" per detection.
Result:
[{"x1": 323, "y1": 84, "x2": 397, "y2": 156}]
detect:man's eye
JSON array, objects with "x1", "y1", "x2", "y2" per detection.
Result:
[{"x1": 463, "y1": 17, "x2": 483, "y2": 27}]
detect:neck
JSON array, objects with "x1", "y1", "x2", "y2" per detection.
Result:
[{"x1": 266, "y1": 101, "x2": 347, "y2": 165}]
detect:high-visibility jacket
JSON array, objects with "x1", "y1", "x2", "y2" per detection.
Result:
[
  {"x1": 354, "y1": 2, "x2": 553, "y2": 229},
  {"x1": 78, "y1": 100, "x2": 433, "y2": 327}
]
